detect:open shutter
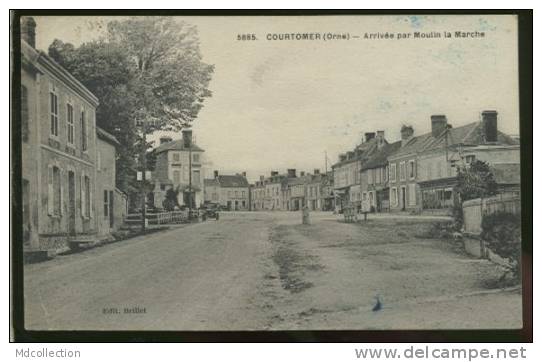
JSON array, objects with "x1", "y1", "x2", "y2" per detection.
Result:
[
  {"x1": 59, "y1": 169, "x2": 64, "y2": 216},
  {"x1": 80, "y1": 174, "x2": 86, "y2": 217},
  {"x1": 47, "y1": 165, "x2": 54, "y2": 215},
  {"x1": 89, "y1": 179, "x2": 94, "y2": 218}
]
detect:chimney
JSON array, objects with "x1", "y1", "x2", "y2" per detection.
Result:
[
  {"x1": 242, "y1": 171, "x2": 247, "y2": 177},
  {"x1": 21, "y1": 17, "x2": 36, "y2": 48},
  {"x1": 376, "y1": 130, "x2": 385, "y2": 148},
  {"x1": 481, "y1": 110, "x2": 498, "y2": 143},
  {"x1": 182, "y1": 129, "x2": 192, "y2": 148},
  {"x1": 400, "y1": 125, "x2": 414, "y2": 146},
  {"x1": 300, "y1": 171, "x2": 305, "y2": 177},
  {"x1": 431, "y1": 115, "x2": 448, "y2": 138},
  {"x1": 159, "y1": 136, "x2": 172, "y2": 145},
  {"x1": 271, "y1": 171, "x2": 279, "y2": 177},
  {"x1": 259, "y1": 175, "x2": 264, "y2": 181},
  {"x1": 287, "y1": 169, "x2": 297, "y2": 178},
  {"x1": 339, "y1": 153, "x2": 347, "y2": 162},
  {"x1": 314, "y1": 169, "x2": 320, "y2": 175},
  {"x1": 365, "y1": 132, "x2": 376, "y2": 142},
  {"x1": 214, "y1": 170, "x2": 219, "y2": 179}
]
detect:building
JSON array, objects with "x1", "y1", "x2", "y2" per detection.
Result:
[
  {"x1": 388, "y1": 111, "x2": 519, "y2": 212},
  {"x1": 264, "y1": 171, "x2": 286, "y2": 210},
  {"x1": 21, "y1": 17, "x2": 107, "y2": 254},
  {"x1": 203, "y1": 177, "x2": 220, "y2": 204},
  {"x1": 305, "y1": 170, "x2": 324, "y2": 211},
  {"x1": 250, "y1": 176, "x2": 266, "y2": 211},
  {"x1": 360, "y1": 137, "x2": 401, "y2": 212},
  {"x1": 332, "y1": 132, "x2": 381, "y2": 212},
  {"x1": 215, "y1": 173, "x2": 250, "y2": 211},
  {"x1": 151, "y1": 130, "x2": 207, "y2": 209},
  {"x1": 95, "y1": 127, "x2": 127, "y2": 238},
  {"x1": 319, "y1": 171, "x2": 335, "y2": 211}
]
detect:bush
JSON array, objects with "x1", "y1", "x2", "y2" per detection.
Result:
[{"x1": 481, "y1": 211, "x2": 521, "y2": 279}]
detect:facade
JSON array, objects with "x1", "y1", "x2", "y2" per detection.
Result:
[
  {"x1": 319, "y1": 172, "x2": 335, "y2": 211},
  {"x1": 152, "y1": 130, "x2": 206, "y2": 209},
  {"x1": 389, "y1": 112, "x2": 519, "y2": 212},
  {"x1": 305, "y1": 170, "x2": 323, "y2": 211},
  {"x1": 203, "y1": 172, "x2": 250, "y2": 210},
  {"x1": 21, "y1": 18, "x2": 107, "y2": 253},
  {"x1": 203, "y1": 177, "x2": 220, "y2": 204},
  {"x1": 95, "y1": 128, "x2": 127, "y2": 238},
  {"x1": 264, "y1": 172, "x2": 286, "y2": 210},
  {"x1": 251, "y1": 177, "x2": 266, "y2": 211},
  {"x1": 360, "y1": 139, "x2": 401, "y2": 212},
  {"x1": 332, "y1": 133, "x2": 381, "y2": 212}
]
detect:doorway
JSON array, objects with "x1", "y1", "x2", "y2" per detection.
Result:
[
  {"x1": 401, "y1": 186, "x2": 406, "y2": 211},
  {"x1": 109, "y1": 190, "x2": 114, "y2": 228}
]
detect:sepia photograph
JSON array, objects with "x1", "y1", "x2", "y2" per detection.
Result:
[{"x1": 10, "y1": 11, "x2": 531, "y2": 340}]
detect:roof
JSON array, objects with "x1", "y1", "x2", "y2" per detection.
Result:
[
  {"x1": 391, "y1": 122, "x2": 519, "y2": 159},
  {"x1": 491, "y1": 163, "x2": 521, "y2": 185},
  {"x1": 217, "y1": 175, "x2": 249, "y2": 188},
  {"x1": 204, "y1": 179, "x2": 220, "y2": 187},
  {"x1": 96, "y1": 127, "x2": 121, "y2": 146},
  {"x1": 362, "y1": 141, "x2": 402, "y2": 170},
  {"x1": 332, "y1": 138, "x2": 380, "y2": 168},
  {"x1": 155, "y1": 139, "x2": 205, "y2": 154}
]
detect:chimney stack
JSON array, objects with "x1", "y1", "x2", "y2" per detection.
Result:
[
  {"x1": 300, "y1": 171, "x2": 305, "y2": 177},
  {"x1": 400, "y1": 125, "x2": 414, "y2": 146},
  {"x1": 431, "y1": 115, "x2": 448, "y2": 138},
  {"x1": 339, "y1": 153, "x2": 347, "y2": 162},
  {"x1": 271, "y1": 171, "x2": 279, "y2": 177},
  {"x1": 376, "y1": 130, "x2": 385, "y2": 148},
  {"x1": 242, "y1": 171, "x2": 247, "y2": 177},
  {"x1": 21, "y1": 17, "x2": 36, "y2": 48},
  {"x1": 214, "y1": 170, "x2": 219, "y2": 179},
  {"x1": 182, "y1": 129, "x2": 192, "y2": 148},
  {"x1": 259, "y1": 175, "x2": 264, "y2": 181},
  {"x1": 159, "y1": 136, "x2": 172, "y2": 145},
  {"x1": 365, "y1": 132, "x2": 376, "y2": 142},
  {"x1": 481, "y1": 110, "x2": 498, "y2": 143},
  {"x1": 314, "y1": 169, "x2": 320, "y2": 175}
]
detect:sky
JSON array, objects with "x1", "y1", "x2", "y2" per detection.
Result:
[{"x1": 33, "y1": 15, "x2": 519, "y2": 182}]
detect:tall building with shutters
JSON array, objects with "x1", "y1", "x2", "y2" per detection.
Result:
[{"x1": 20, "y1": 17, "x2": 107, "y2": 255}]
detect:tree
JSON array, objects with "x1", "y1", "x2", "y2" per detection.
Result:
[
  {"x1": 455, "y1": 160, "x2": 498, "y2": 202},
  {"x1": 163, "y1": 186, "x2": 181, "y2": 211},
  {"x1": 48, "y1": 17, "x2": 214, "y2": 199}
]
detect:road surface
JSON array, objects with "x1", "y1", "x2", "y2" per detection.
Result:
[{"x1": 24, "y1": 211, "x2": 522, "y2": 330}]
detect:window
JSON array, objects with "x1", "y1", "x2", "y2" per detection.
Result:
[
  {"x1": 81, "y1": 109, "x2": 87, "y2": 151},
  {"x1": 193, "y1": 153, "x2": 200, "y2": 163},
  {"x1": 399, "y1": 162, "x2": 406, "y2": 181},
  {"x1": 173, "y1": 153, "x2": 180, "y2": 162},
  {"x1": 368, "y1": 169, "x2": 374, "y2": 185},
  {"x1": 375, "y1": 168, "x2": 381, "y2": 184},
  {"x1": 391, "y1": 187, "x2": 398, "y2": 207},
  {"x1": 173, "y1": 170, "x2": 180, "y2": 184},
  {"x1": 235, "y1": 191, "x2": 239, "y2": 198},
  {"x1": 466, "y1": 155, "x2": 475, "y2": 164},
  {"x1": 50, "y1": 89, "x2": 58, "y2": 137},
  {"x1": 193, "y1": 170, "x2": 200, "y2": 184},
  {"x1": 103, "y1": 190, "x2": 109, "y2": 217},
  {"x1": 21, "y1": 85, "x2": 29, "y2": 142},
  {"x1": 408, "y1": 160, "x2": 415, "y2": 179},
  {"x1": 47, "y1": 166, "x2": 62, "y2": 216},
  {"x1": 389, "y1": 163, "x2": 397, "y2": 182},
  {"x1": 242, "y1": 191, "x2": 246, "y2": 198},
  {"x1": 67, "y1": 103, "x2": 74, "y2": 145},
  {"x1": 408, "y1": 184, "x2": 417, "y2": 206}
]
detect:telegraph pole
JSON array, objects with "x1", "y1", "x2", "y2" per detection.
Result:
[{"x1": 140, "y1": 122, "x2": 147, "y2": 232}]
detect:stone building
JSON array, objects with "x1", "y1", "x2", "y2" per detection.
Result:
[
  {"x1": 20, "y1": 17, "x2": 125, "y2": 255},
  {"x1": 151, "y1": 130, "x2": 207, "y2": 209},
  {"x1": 203, "y1": 171, "x2": 250, "y2": 210},
  {"x1": 388, "y1": 111, "x2": 519, "y2": 212},
  {"x1": 264, "y1": 171, "x2": 286, "y2": 210},
  {"x1": 360, "y1": 137, "x2": 401, "y2": 212},
  {"x1": 250, "y1": 176, "x2": 266, "y2": 211},
  {"x1": 95, "y1": 128, "x2": 127, "y2": 238}
]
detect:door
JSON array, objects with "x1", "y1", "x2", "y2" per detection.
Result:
[
  {"x1": 109, "y1": 190, "x2": 114, "y2": 228},
  {"x1": 401, "y1": 186, "x2": 406, "y2": 211},
  {"x1": 68, "y1": 171, "x2": 76, "y2": 235}
]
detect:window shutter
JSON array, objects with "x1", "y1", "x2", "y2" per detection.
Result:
[
  {"x1": 81, "y1": 174, "x2": 86, "y2": 217},
  {"x1": 47, "y1": 165, "x2": 54, "y2": 215},
  {"x1": 59, "y1": 169, "x2": 64, "y2": 216},
  {"x1": 89, "y1": 180, "x2": 94, "y2": 218}
]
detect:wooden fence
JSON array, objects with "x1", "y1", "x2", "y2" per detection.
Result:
[{"x1": 462, "y1": 193, "x2": 521, "y2": 235}]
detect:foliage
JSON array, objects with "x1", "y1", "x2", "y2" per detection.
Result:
[
  {"x1": 47, "y1": 16, "x2": 214, "y2": 199},
  {"x1": 162, "y1": 186, "x2": 181, "y2": 211},
  {"x1": 481, "y1": 211, "x2": 521, "y2": 279},
  {"x1": 455, "y1": 160, "x2": 498, "y2": 202}
]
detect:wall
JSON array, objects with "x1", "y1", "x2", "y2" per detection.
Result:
[
  {"x1": 95, "y1": 138, "x2": 117, "y2": 238},
  {"x1": 220, "y1": 187, "x2": 249, "y2": 210},
  {"x1": 462, "y1": 194, "x2": 521, "y2": 235}
]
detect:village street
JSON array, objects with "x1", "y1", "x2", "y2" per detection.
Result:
[{"x1": 24, "y1": 212, "x2": 522, "y2": 331}]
